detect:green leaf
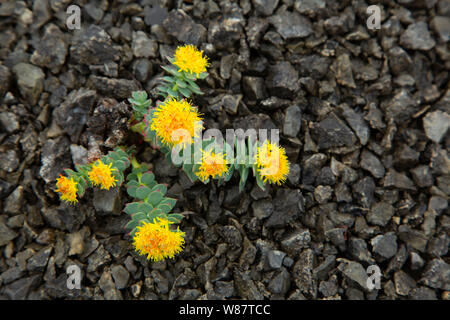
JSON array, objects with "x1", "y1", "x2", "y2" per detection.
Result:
[
  {"x1": 148, "y1": 191, "x2": 164, "y2": 206},
  {"x1": 161, "y1": 65, "x2": 179, "y2": 77},
  {"x1": 125, "y1": 219, "x2": 140, "y2": 231},
  {"x1": 176, "y1": 79, "x2": 187, "y2": 88},
  {"x1": 255, "y1": 169, "x2": 266, "y2": 191},
  {"x1": 127, "y1": 180, "x2": 139, "y2": 187},
  {"x1": 162, "y1": 76, "x2": 175, "y2": 83},
  {"x1": 239, "y1": 166, "x2": 249, "y2": 192},
  {"x1": 132, "y1": 212, "x2": 148, "y2": 222},
  {"x1": 198, "y1": 72, "x2": 208, "y2": 79},
  {"x1": 168, "y1": 213, "x2": 184, "y2": 223},
  {"x1": 135, "y1": 186, "x2": 151, "y2": 200},
  {"x1": 64, "y1": 169, "x2": 76, "y2": 176},
  {"x1": 158, "y1": 198, "x2": 177, "y2": 210},
  {"x1": 114, "y1": 160, "x2": 127, "y2": 172},
  {"x1": 179, "y1": 87, "x2": 191, "y2": 98},
  {"x1": 157, "y1": 203, "x2": 173, "y2": 214},
  {"x1": 141, "y1": 172, "x2": 155, "y2": 186},
  {"x1": 127, "y1": 185, "x2": 137, "y2": 197},
  {"x1": 138, "y1": 202, "x2": 153, "y2": 213},
  {"x1": 124, "y1": 202, "x2": 141, "y2": 215},
  {"x1": 130, "y1": 227, "x2": 138, "y2": 237},
  {"x1": 151, "y1": 184, "x2": 167, "y2": 196},
  {"x1": 127, "y1": 172, "x2": 138, "y2": 182},
  {"x1": 167, "y1": 88, "x2": 178, "y2": 98}
]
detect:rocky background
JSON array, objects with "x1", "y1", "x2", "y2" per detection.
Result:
[{"x1": 0, "y1": 0, "x2": 449, "y2": 300}]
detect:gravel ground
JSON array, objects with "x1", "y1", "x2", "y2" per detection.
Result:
[{"x1": 0, "y1": 0, "x2": 449, "y2": 300}]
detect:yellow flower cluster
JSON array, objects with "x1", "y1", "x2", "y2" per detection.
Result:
[
  {"x1": 173, "y1": 44, "x2": 209, "y2": 76},
  {"x1": 150, "y1": 98, "x2": 203, "y2": 146},
  {"x1": 256, "y1": 141, "x2": 290, "y2": 185},
  {"x1": 133, "y1": 218, "x2": 185, "y2": 261},
  {"x1": 88, "y1": 160, "x2": 118, "y2": 190},
  {"x1": 196, "y1": 150, "x2": 229, "y2": 182},
  {"x1": 55, "y1": 175, "x2": 78, "y2": 204}
]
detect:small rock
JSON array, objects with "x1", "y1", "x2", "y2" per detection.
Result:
[
  {"x1": 27, "y1": 247, "x2": 52, "y2": 272},
  {"x1": 410, "y1": 252, "x2": 425, "y2": 270},
  {"x1": 265, "y1": 61, "x2": 299, "y2": 99},
  {"x1": 267, "y1": 250, "x2": 286, "y2": 269},
  {"x1": 111, "y1": 265, "x2": 130, "y2": 290},
  {"x1": 268, "y1": 268, "x2": 290, "y2": 295},
  {"x1": 335, "y1": 54, "x2": 356, "y2": 88},
  {"x1": 383, "y1": 169, "x2": 416, "y2": 191},
  {"x1": 88, "y1": 76, "x2": 140, "y2": 99},
  {"x1": 371, "y1": 233, "x2": 398, "y2": 260},
  {"x1": 338, "y1": 104, "x2": 370, "y2": 145},
  {"x1": 420, "y1": 259, "x2": 450, "y2": 290},
  {"x1": 283, "y1": 105, "x2": 302, "y2": 138},
  {"x1": 70, "y1": 24, "x2": 120, "y2": 65},
  {"x1": 242, "y1": 77, "x2": 266, "y2": 101},
  {"x1": 31, "y1": 23, "x2": 67, "y2": 73},
  {"x1": 4, "y1": 186, "x2": 24, "y2": 215},
  {"x1": 54, "y1": 89, "x2": 96, "y2": 143},
  {"x1": 352, "y1": 177, "x2": 376, "y2": 208},
  {"x1": 265, "y1": 189, "x2": 304, "y2": 228},
  {"x1": 0, "y1": 219, "x2": 18, "y2": 246},
  {"x1": 338, "y1": 260, "x2": 368, "y2": 291},
  {"x1": 430, "y1": 16, "x2": 450, "y2": 42},
  {"x1": 12, "y1": 63, "x2": 45, "y2": 105},
  {"x1": 132, "y1": 31, "x2": 158, "y2": 58},
  {"x1": 251, "y1": 200, "x2": 273, "y2": 220},
  {"x1": 360, "y1": 150, "x2": 385, "y2": 179},
  {"x1": 281, "y1": 229, "x2": 311, "y2": 256},
  {"x1": 312, "y1": 113, "x2": 357, "y2": 149},
  {"x1": 99, "y1": 269, "x2": 123, "y2": 300},
  {"x1": 423, "y1": 110, "x2": 450, "y2": 144},
  {"x1": 0, "y1": 112, "x2": 19, "y2": 133},
  {"x1": 314, "y1": 185, "x2": 333, "y2": 204},
  {"x1": 93, "y1": 188, "x2": 122, "y2": 216},
  {"x1": 400, "y1": 21, "x2": 436, "y2": 51},
  {"x1": 293, "y1": 249, "x2": 317, "y2": 298},
  {"x1": 367, "y1": 202, "x2": 395, "y2": 227},
  {"x1": 269, "y1": 11, "x2": 313, "y2": 40},
  {"x1": 163, "y1": 9, "x2": 207, "y2": 47},
  {"x1": 252, "y1": 0, "x2": 279, "y2": 16},
  {"x1": 394, "y1": 270, "x2": 417, "y2": 296},
  {"x1": 410, "y1": 165, "x2": 434, "y2": 188}
]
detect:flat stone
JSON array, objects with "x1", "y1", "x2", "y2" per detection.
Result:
[
  {"x1": 164, "y1": 9, "x2": 207, "y2": 47},
  {"x1": 367, "y1": 202, "x2": 395, "y2": 227},
  {"x1": 265, "y1": 61, "x2": 299, "y2": 99},
  {"x1": 400, "y1": 21, "x2": 436, "y2": 51},
  {"x1": 420, "y1": 259, "x2": 450, "y2": 290},
  {"x1": 283, "y1": 105, "x2": 302, "y2": 138},
  {"x1": 12, "y1": 63, "x2": 45, "y2": 105},
  {"x1": 423, "y1": 110, "x2": 450, "y2": 144},
  {"x1": 371, "y1": 232, "x2": 398, "y2": 260},
  {"x1": 132, "y1": 31, "x2": 158, "y2": 58},
  {"x1": 70, "y1": 24, "x2": 120, "y2": 65},
  {"x1": 269, "y1": 11, "x2": 313, "y2": 40}
]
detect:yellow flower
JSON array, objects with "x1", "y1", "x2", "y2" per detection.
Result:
[
  {"x1": 55, "y1": 175, "x2": 78, "y2": 204},
  {"x1": 133, "y1": 218, "x2": 185, "y2": 261},
  {"x1": 196, "y1": 149, "x2": 229, "y2": 182},
  {"x1": 150, "y1": 98, "x2": 203, "y2": 146},
  {"x1": 173, "y1": 44, "x2": 209, "y2": 76},
  {"x1": 88, "y1": 160, "x2": 118, "y2": 190},
  {"x1": 256, "y1": 141, "x2": 290, "y2": 185}
]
